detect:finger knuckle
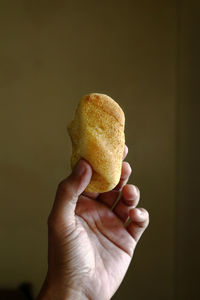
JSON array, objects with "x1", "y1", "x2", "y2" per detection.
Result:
[
  {"x1": 57, "y1": 179, "x2": 68, "y2": 194},
  {"x1": 57, "y1": 179, "x2": 74, "y2": 199}
]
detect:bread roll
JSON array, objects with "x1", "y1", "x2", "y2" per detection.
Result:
[{"x1": 67, "y1": 93, "x2": 125, "y2": 193}]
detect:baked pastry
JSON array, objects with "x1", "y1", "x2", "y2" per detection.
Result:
[{"x1": 67, "y1": 93, "x2": 125, "y2": 193}]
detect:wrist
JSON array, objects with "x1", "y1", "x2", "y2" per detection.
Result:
[
  {"x1": 37, "y1": 276, "x2": 89, "y2": 300},
  {"x1": 65, "y1": 287, "x2": 89, "y2": 300}
]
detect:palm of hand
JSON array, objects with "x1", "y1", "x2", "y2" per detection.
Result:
[
  {"x1": 39, "y1": 146, "x2": 148, "y2": 300},
  {"x1": 69, "y1": 194, "x2": 135, "y2": 300}
]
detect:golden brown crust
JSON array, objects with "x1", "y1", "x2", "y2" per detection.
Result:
[
  {"x1": 81, "y1": 93, "x2": 125, "y2": 125},
  {"x1": 67, "y1": 93, "x2": 125, "y2": 193}
]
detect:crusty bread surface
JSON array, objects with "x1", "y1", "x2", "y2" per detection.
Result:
[{"x1": 67, "y1": 93, "x2": 125, "y2": 193}]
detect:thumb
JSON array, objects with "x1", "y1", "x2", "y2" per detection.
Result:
[{"x1": 49, "y1": 159, "x2": 92, "y2": 230}]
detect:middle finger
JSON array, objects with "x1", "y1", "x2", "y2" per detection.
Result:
[
  {"x1": 98, "y1": 161, "x2": 132, "y2": 208},
  {"x1": 113, "y1": 184, "x2": 140, "y2": 222}
]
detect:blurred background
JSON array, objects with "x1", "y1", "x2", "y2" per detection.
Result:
[{"x1": 0, "y1": 0, "x2": 199, "y2": 299}]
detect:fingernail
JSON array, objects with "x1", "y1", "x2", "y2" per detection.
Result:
[
  {"x1": 137, "y1": 208, "x2": 143, "y2": 216},
  {"x1": 73, "y1": 160, "x2": 86, "y2": 177}
]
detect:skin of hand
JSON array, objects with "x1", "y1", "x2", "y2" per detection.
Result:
[{"x1": 37, "y1": 146, "x2": 149, "y2": 300}]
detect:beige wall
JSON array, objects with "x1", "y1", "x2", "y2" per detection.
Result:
[{"x1": 0, "y1": 1, "x2": 177, "y2": 299}]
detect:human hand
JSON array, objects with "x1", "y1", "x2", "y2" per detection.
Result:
[{"x1": 38, "y1": 146, "x2": 149, "y2": 300}]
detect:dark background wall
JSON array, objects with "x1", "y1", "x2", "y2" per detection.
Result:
[
  {"x1": 0, "y1": 1, "x2": 199, "y2": 299},
  {"x1": 175, "y1": 0, "x2": 200, "y2": 299}
]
